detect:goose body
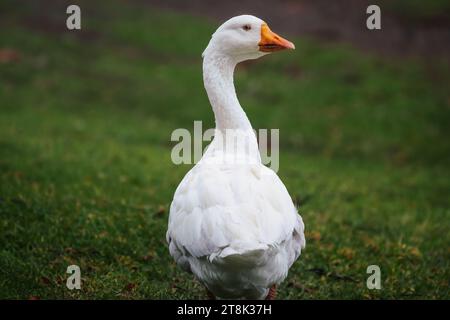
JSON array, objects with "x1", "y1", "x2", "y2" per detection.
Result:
[{"x1": 166, "y1": 15, "x2": 305, "y2": 299}]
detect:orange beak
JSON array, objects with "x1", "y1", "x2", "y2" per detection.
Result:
[{"x1": 259, "y1": 23, "x2": 295, "y2": 52}]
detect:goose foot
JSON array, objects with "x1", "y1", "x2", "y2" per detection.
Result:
[{"x1": 265, "y1": 285, "x2": 277, "y2": 300}]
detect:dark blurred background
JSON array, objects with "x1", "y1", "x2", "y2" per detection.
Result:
[{"x1": 146, "y1": 0, "x2": 450, "y2": 57}]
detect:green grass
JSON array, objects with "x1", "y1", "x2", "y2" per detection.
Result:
[{"x1": 0, "y1": 0, "x2": 449, "y2": 299}]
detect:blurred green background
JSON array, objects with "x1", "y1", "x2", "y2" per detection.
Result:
[{"x1": 0, "y1": 0, "x2": 449, "y2": 299}]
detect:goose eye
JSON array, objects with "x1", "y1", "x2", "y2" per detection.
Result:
[{"x1": 242, "y1": 25, "x2": 251, "y2": 31}]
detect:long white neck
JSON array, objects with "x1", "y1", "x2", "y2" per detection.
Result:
[
  {"x1": 203, "y1": 52, "x2": 252, "y2": 132},
  {"x1": 202, "y1": 51, "x2": 261, "y2": 163}
]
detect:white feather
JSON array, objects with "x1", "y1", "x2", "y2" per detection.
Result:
[{"x1": 166, "y1": 15, "x2": 305, "y2": 299}]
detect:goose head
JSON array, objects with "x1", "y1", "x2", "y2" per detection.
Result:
[{"x1": 203, "y1": 15, "x2": 295, "y2": 62}]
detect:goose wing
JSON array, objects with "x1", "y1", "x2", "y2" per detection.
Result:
[{"x1": 166, "y1": 163, "x2": 305, "y2": 272}]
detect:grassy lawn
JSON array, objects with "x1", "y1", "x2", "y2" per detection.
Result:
[{"x1": 0, "y1": 0, "x2": 449, "y2": 299}]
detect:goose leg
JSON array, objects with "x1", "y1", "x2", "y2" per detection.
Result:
[
  {"x1": 265, "y1": 284, "x2": 277, "y2": 300},
  {"x1": 205, "y1": 287, "x2": 216, "y2": 300}
]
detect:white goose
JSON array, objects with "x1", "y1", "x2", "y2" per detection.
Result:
[{"x1": 167, "y1": 15, "x2": 305, "y2": 300}]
